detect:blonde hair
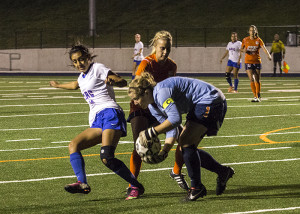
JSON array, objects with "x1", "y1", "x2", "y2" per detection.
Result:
[
  {"x1": 149, "y1": 30, "x2": 172, "y2": 55},
  {"x1": 128, "y1": 72, "x2": 157, "y2": 98}
]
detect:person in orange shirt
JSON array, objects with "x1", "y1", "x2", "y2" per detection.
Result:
[
  {"x1": 126, "y1": 31, "x2": 190, "y2": 198},
  {"x1": 238, "y1": 25, "x2": 272, "y2": 102}
]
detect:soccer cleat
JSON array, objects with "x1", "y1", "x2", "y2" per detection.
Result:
[
  {"x1": 125, "y1": 185, "x2": 144, "y2": 200},
  {"x1": 251, "y1": 97, "x2": 259, "y2": 102},
  {"x1": 184, "y1": 185, "x2": 207, "y2": 201},
  {"x1": 216, "y1": 166, "x2": 235, "y2": 195},
  {"x1": 169, "y1": 170, "x2": 189, "y2": 191},
  {"x1": 228, "y1": 86, "x2": 233, "y2": 92},
  {"x1": 233, "y1": 90, "x2": 238, "y2": 93},
  {"x1": 64, "y1": 181, "x2": 91, "y2": 194}
]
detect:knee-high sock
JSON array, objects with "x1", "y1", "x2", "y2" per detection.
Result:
[
  {"x1": 70, "y1": 152, "x2": 87, "y2": 184},
  {"x1": 226, "y1": 75, "x2": 232, "y2": 87},
  {"x1": 250, "y1": 82, "x2": 256, "y2": 97},
  {"x1": 129, "y1": 150, "x2": 142, "y2": 178},
  {"x1": 182, "y1": 146, "x2": 201, "y2": 188},
  {"x1": 107, "y1": 157, "x2": 142, "y2": 188},
  {"x1": 198, "y1": 149, "x2": 226, "y2": 175},
  {"x1": 173, "y1": 145, "x2": 184, "y2": 175},
  {"x1": 255, "y1": 82, "x2": 261, "y2": 97},
  {"x1": 234, "y1": 78, "x2": 239, "y2": 91}
]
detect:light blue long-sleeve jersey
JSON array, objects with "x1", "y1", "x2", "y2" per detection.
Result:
[{"x1": 148, "y1": 77, "x2": 225, "y2": 138}]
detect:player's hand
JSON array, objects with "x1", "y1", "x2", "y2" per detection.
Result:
[
  {"x1": 105, "y1": 76, "x2": 115, "y2": 86},
  {"x1": 148, "y1": 150, "x2": 168, "y2": 164},
  {"x1": 49, "y1": 81, "x2": 58, "y2": 88},
  {"x1": 268, "y1": 55, "x2": 272, "y2": 61},
  {"x1": 138, "y1": 127, "x2": 158, "y2": 147}
]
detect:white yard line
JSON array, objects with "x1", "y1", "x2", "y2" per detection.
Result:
[
  {"x1": 0, "y1": 158, "x2": 299, "y2": 184},
  {"x1": 253, "y1": 147, "x2": 291, "y2": 151},
  {"x1": 0, "y1": 102, "x2": 299, "y2": 108},
  {"x1": 5, "y1": 138, "x2": 41, "y2": 142},
  {"x1": 0, "y1": 112, "x2": 88, "y2": 118},
  {"x1": 223, "y1": 206, "x2": 300, "y2": 214}
]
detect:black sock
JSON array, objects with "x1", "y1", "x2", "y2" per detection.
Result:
[
  {"x1": 182, "y1": 145, "x2": 201, "y2": 188},
  {"x1": 198, "y1": 149, "x2": 226, "y2": 175}
]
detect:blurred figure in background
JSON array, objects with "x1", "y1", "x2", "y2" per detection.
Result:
[
  {"x1": 270, "y1": 34, "x2": 286, "y2": 77},
  {"x1": 132, "y1": 34, "x2": 144, "y2": 79},
  {"x1": 220, "y1": 32, "x2": 242, "y2": 93}
]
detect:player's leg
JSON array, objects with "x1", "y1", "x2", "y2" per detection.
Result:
[
  {"x1": 179, "y1": 121, "x2": 207, "y2": 201},
  {"x1": 98, "y1": 109, "x2": 144, "y2": 200},
  {"x1": 246, "y1": 68, "x2": 257, "y2": 101},
  {"x1": 273, "y1": 60, "x2": 277, "y2": 77},
  {"x1": 253, "y1": 69, "x2": 261, "y2": 100},
  {"x1": 132, "y1": 61, "x2": 137, "y2": 79},
  {"x1": 232, "y1": 66, "x2": 239, "y2": 92},
  {"x1": 129, "y1": 115, "x2": 149, "y2": 179},
  {"x1": 170, "y1": 125, "x2": 188, "y2": 190},
  {"x1": 225, "y1": 65, "x2": 234, "y2": 92},
  {"x1": 278, "y1": 60, "x2": 282, "y2": 76},
  {"x1": 65, "y1": 128, "x2": 102, "y2": 194}
]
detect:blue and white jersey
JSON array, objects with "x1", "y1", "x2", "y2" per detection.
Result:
[
  {"x1": 77, "y1": 63, "x2": 122, "y2": 126},
  {"x1": 134, "y1": 41, "x2": 144, "y2": 61},
  {"x1": 148, "y1": 77, "x2": 225, "y2": 138},
  {"x1": 226, "y1": 41, "x2": 242, "y2": 63}
]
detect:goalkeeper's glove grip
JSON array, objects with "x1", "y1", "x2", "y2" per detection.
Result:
[{"x1": 145, "y1": 127, "x2": 158, "y2": 140}]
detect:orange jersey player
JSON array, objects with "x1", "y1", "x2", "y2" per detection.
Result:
[
  {"x1": 130, "y1": 53, "x2": 177, "y2": 114},
  {"x1": 239, "y1": 25, "x2": 271, "y2": 102},
  {"x1": 126, "y1": 31, "x2": 189, "y2": 198}
]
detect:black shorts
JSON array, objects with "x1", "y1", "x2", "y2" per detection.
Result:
[
  {"x1": 273, "y1": 53, "x2": 282, "y2": 62},
  {"x1": 186, "y1": 100, "x2": 227, "y2": 136}
]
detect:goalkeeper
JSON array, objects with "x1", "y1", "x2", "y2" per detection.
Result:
[{"x1": 128, "y1": 72, "x2": 235, "y2": 202}]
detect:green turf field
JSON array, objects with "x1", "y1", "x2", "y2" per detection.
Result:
[{"x1": 0, "y1": 75, "x2": 299, "y2": 214}]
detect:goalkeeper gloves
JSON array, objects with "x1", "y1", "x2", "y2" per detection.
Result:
[
  {"x1": 138, "y1": 127, "x2": 158, "y2": 147},
  {"x1": 147, "y1": 150, "x2": 168, "y2": 164}
]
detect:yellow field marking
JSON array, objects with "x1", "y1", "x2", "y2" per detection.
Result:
[{"x1": 259, "y1": 126, "x2": 300, "y2": 144}]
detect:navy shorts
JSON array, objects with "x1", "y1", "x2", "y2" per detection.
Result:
[
  {"x1": 186, "y1": 100, "x2": 227, "y2": 136},
  {"x1": 245, "y1": 63, "x2": 262, "y2": 71},
  {"x1": 134, "y1": 60, "x2": 142, "y2": 66},
  {"x1": 227, "y1": 60, "x2": 242, "y2": 69},
  {"x1": 91, "y1": 108, "x2": 127, "y2": 137}
]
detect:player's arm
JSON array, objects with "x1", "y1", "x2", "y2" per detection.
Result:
[
  {"x1": 105, "y1": 70, "x2": 127, "y2": 87},
  {"x1": 135, "y1": 60, "x2": 148, "y2": 77},
  {"x1": 49, "y1": 80, "x2": 79, "y2": 90},
  {"x1": 261, "y1": 44, "x2": 272, "y2": 61},
  {"x1": 220, "y1": 50, "x2": 229, "y2": 63}
]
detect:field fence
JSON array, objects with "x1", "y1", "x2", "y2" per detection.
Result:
[{"x1": 0, "y1": 26, "x2": 299, "y2": 49}]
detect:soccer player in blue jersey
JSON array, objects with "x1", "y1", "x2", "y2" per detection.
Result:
[
  {"x1": 49, "y1": 44, "x2": 144, "y2": 200},
  {"x1": 128, "y1": 72, "x2": 234, "y2": 201}
]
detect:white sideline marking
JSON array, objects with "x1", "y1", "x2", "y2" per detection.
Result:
[
  {"x1": 1, "y1": 102, "x2": 299, "y2": 108},
  {"x1": 223, "y1": 206, "x2": 300, "y2": 214},
  {"x1": 253, "y1": 147, "x2": 291, "y2": 151},
  {"x1": 0, "y1": 125, "x2": 88, "y2": 132},
  {"x1": 278, "y1": 99, "x2": 299, "y2": 102},
  {"x1": 0, "y1": 112, "x2": 88, "y2": 118},
  {"x1": 5, "y1": 138, "x2": 41, "y2": 142},
  {"x1": 269, "y1": 89, "x2": 300, "y2": 92},
  {"x1": 0, "y1": 146, "x2": 68, "y2": 152},
  {"x1": 224, "y1": 158, "x2": 300, "y2": 165},
  {"x1": 0, "y1": 158, "x2": 299, "y2": 184}
]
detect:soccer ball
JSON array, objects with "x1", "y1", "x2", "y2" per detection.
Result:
[{"x1": 136, "y1": 136, "x2": 161, "y2": 164}]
